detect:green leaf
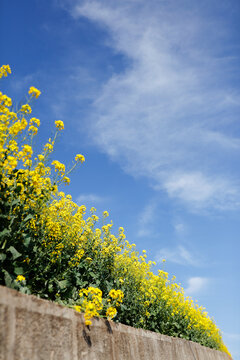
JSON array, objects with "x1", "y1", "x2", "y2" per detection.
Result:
[
  {"x1": 0, "y1": 253, "x2": 6, "y2": 261},
  {"x1": 1, "y1": 239, "x2": 7, "y2": 250},
  {"x1": 48, "y1": 283, "x2": 54, "y2": 292},
  {"x1": 23, "y1": 214, "x2": 34, "y2": 223},
  {"x1": 58, "y1": 279, "x2": 69, "y2": 290},
  {"x1": 3, "y1": 270, "x2": 13, "y2": 287},
  {"x1": 89, "y1": 271, "x2": 96, "y2": 279},
  {"x1": 8, "y1": 246, "x2": 22, "y2": 260},
  {"x1": 11, "y1": 199, "x2": 20, "y2": 206},
  {"x1": 23, "y1": 236, "x2": 31, "y2": 247},
  {"x1": 14, "y1": 267, "x2": 24, "y2": 275},
  {"x1": 0, "y1": 228, "x2": 11, "y2": 239}
]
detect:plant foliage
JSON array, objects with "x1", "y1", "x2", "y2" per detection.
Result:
[{"x1": 0, "y1": 65, "x2": 230, "y2": 356}]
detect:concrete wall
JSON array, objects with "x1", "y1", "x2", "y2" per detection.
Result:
[{"x1": 0, "y1": 285, "x2": 232, "y2": 360}]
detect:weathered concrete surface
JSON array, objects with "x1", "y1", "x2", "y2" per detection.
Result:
[{"x1": 0, "y1": 285, "x2": 232, "y2": 360}]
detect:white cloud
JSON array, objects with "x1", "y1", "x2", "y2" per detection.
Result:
[
  {"x1": 185, "y1": 276, "x2": 209, "y2": 295},
  {"x1": 223, "y1": 332, "x2": 240, "y2": 341},
  {"x1": 174, "y1": 222, "x2": 185, "y2": 235},
  {"x1": 68, "y1": 0, "x2": 240, "y2": 211},
  {"x1": 155, "y1": 245, "x2": 199, "y2": 266},
  {"x1": 137, "y1": 201, "x2": 157, "y2": 237},
  {"x1": 164, "y1": 171, "x2": 239, "y2": 210},
  {"x1": 76, "y1": 193, "x2": 106, "y2": 205},
  {"x1": 222, "y1": 333, "x2": 240, "y2": 360},
  {"x1": 10, "y1": 74, "x2": 34, "y2": 92}
]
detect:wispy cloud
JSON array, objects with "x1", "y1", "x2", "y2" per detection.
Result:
[
  {"x1": 10, "y1": 74, "x2": 34, "y2": 92},
  {"x1": 174, "y1": 222, "x2": 186, "y2": 235},
  {"x1": 137, "y1": 200, "x2": 157, "y2": 237},
  {"x1": 164, "y1": 171, "x2": 239, "y2": 211},
  {"x1": 67, "y1": 0, "x2": 240, "y2": 211},
  {"x1": 155, "y1": 245, "x2": 200, "y2": 266},
  {"x1": 185, "y1": 276, "x2": 209, "y2": 295},
  {"x1": 76, "y1": 193, "x2": 106, "y2": 205},
  {"x1": 223, "y1": 332, "x2": 240, "y2": 341},
  {"x1": 222, "y1": 332, "x2": 240, "y2": 359}
]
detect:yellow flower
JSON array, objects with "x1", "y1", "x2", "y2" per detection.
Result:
[
  {"x1": 108, "y1": 289, "x2": 124, "y2": 302},
  {"x1": 44, "y1": 143, "x2": 53, "y2": 152},
  {"x1": 28, "y1": 86, "x2": 41, "y2": 98},
  {"x1": 106, "y1": 307, "x2": 117, "y2": 319},
  {"x1": 51, "y1": 160, "x2": 65, "y2": 173},
  {"x1": 55, "y1": 120, "x2": 64, "y2": 130},
  {"x1": 0, "y1": 65, "x2": 11, "y2": 78},
  {"x1": 4, "y1": 156, "x2": 18, "y2": 171},
  {"x1": 38, "y1": 154, "x2": 44, "y2": 161},
  {"x1": 30, "y1": 117, "x2": 40, "y2": 127},
  {"x1": 75, "y1": 154, "x2": 85, "y2": 163},
  {"x1": 23, "y1": 159, "x2": 32, "y2": 167},
  {"x1": 16, "y1": 275, "x2": 25, "y2": 282},
  {"x1": 9, "y1": 121, "x2": 23, "y2": 136},
  {"x1": 28, "y1": 125, "x2": 38, "y2": 135},
  {"x1": 103, "y1": 210, "x2": 109, "y2": 218},
  {"x1": 74, "y1": 306, "x2": 81, "y2": 312},
  {"x1": 63, "y1": 176, "x2": 70, "y2": 185},
  {"x1": 1, "y1": 94, "x2": 12, "y2": 107},
  {"x1": 85, "y1": 257, "x2": 92, "y2": 262},
  {"x1": 20, "y1": 104, "x2": 32, "y2": 114},
  {"x1": 22, "y1": 145, "x2": 33, "y2": 159}
]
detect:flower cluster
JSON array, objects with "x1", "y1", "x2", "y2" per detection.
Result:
[
  {"x1": 55, "y1": 120, "x2": 64, "y2": 130},
  {"x1": 76, "y1": 287, "x2": 103, "y2": 325},
  {"x1": 75, "y1": 154, "x2": 85, "y2": 163},
  {"x1": 75, "y1": 287, "x2": 123, "y2": 325},
  {"x1": 28, "y1": 86, "x2": 41, "y2": 99},
  {"x1": 0, "y1": 64, "x2": 11, "y2": 79}
]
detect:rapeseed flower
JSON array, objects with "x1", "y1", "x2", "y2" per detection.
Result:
[
  {"x1": 28, "y1": 86, "x2": 41, "y2": 98},
  {"x1": 75, "y1": 154, "x2": 85, "y2": 163},
  {"x1": 55, "y1": 120, "x2": 64, "y2": 130},
  {"x1": 0, "y1": 64, "x2": 11, "y2": 78}
]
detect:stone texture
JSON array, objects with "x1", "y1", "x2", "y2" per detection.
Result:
[
  {"x1": 0, "y1": 285, "x2": 233, "y2": 360},
  {"x1": 0, "y1": 304, "x2": 9, "y2": 360},
  {"x1": 14, "y1": 309, "x2": 73, "y2": 360}
]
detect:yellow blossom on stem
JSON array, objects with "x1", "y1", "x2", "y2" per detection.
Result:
[
  {"x1": 75, "y1": 154, "x2": 85, "y2": 163},
  {"x1": 38, "y1": 154, "x2": 44, "y2": 161},
  {"x1": 44, "y1": 143, "x2": 53, "y2": 152},
  {"x1": 28, "y1": 86, "x2": 41, "y2": 98},
  {"x1": 1, "y1": 94, "x2": 12, "y2": 107},
  {"x1": 0, "y1": 65, "x2": 11, "y2": 78},
  {"x1": 103, "y1": 210, "x2": 109, "y2": 218},
  {"x1": 22, "y1": 144, "x2": 33, "y2": 159},
  {"x1": 28, "y1": 125, "x2": 38, "y2": 135},
  {"x1": 63, "y1": 176, "x2": 70, "y2": 185},
  {"x1": 30, "y1": 117, "x2": 40, "y2": 127},
  {"x1": 51, "y1": 160, "x2": 65, "y2": 174},
  {"x1": 20, "y1": 104, "x2": 32, "y2": 114},
  {"x1": 74, "y1": 305, "x2": 81, "y2": 312},
  {"x1": 106, "y1": 307, "x2": 117, "y2": 319},
  {"x1": 55, "y1": 120, "x2": 64, "y2": 130}
]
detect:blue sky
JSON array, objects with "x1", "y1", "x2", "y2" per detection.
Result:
[{"x1": 1, "y1": 0, "x2": 240, "y2": 357}]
